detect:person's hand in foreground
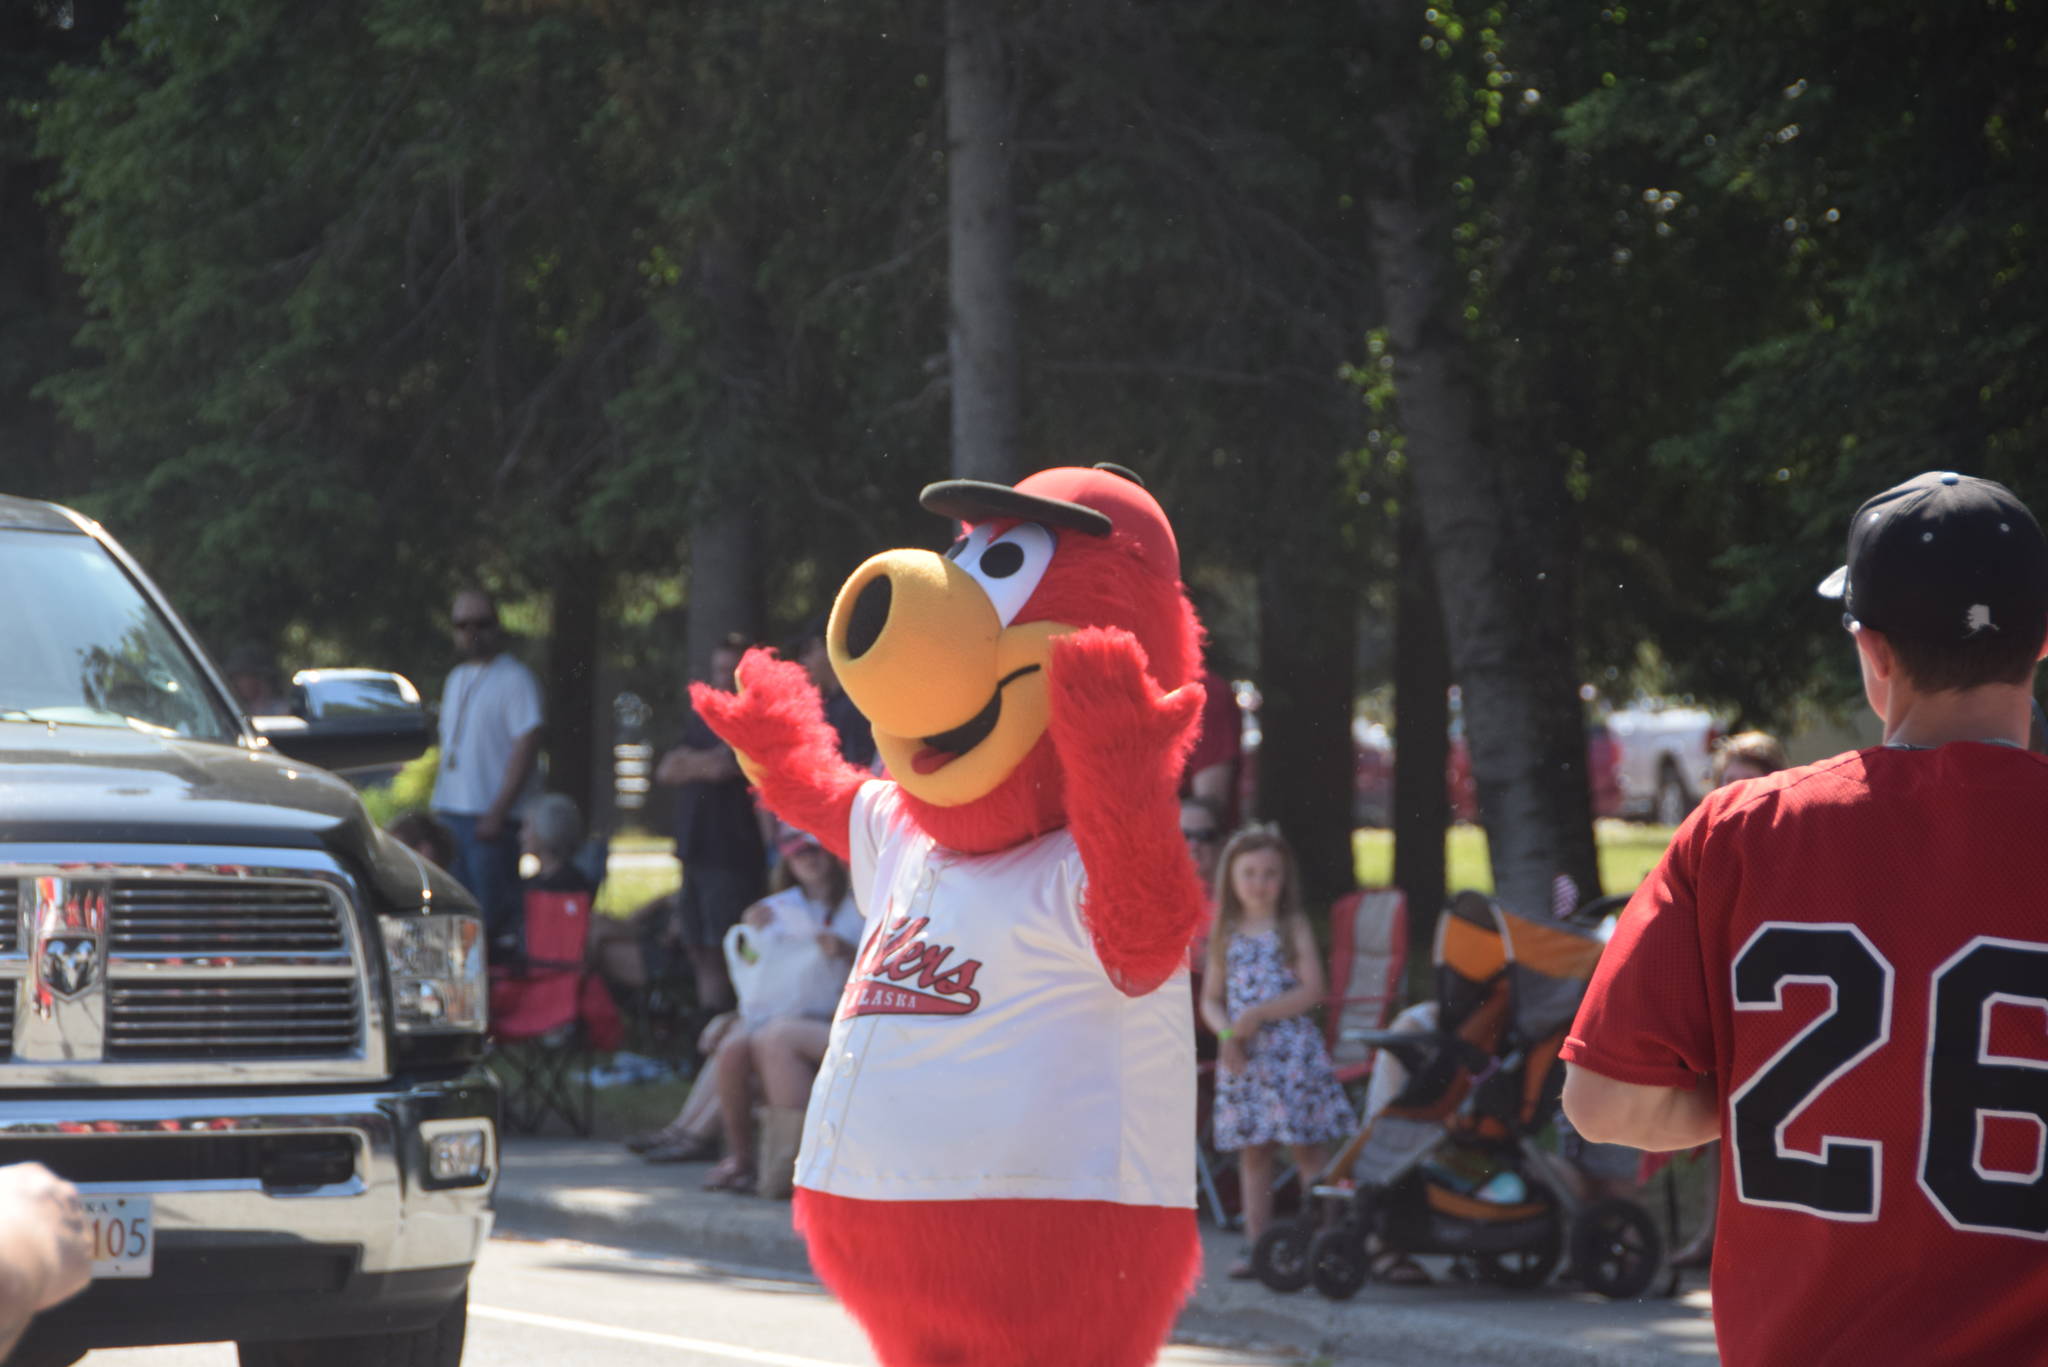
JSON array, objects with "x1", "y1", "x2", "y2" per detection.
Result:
[{"x1": 0, "y1": 1161, "x2": 93, "y2": 1356}]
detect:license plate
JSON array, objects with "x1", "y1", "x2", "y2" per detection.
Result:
[{"x1": 83, "y1": 1194, "x2": 153, "y2": 1278}]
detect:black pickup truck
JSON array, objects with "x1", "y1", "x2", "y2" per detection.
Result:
[{"x1": 0, "y1": 494, "x2": 497, "y2": 1367}]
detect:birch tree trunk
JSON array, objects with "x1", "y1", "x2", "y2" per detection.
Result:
[
  {"x1": 1359, "y1": 0, "x2": 1599, "y2": 922},
  {"x1": 945, "y1": 0, "x2": 1019, "y2": 482}
]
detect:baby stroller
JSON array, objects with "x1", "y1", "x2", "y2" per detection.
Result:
[{"x1": 1250, "y1": 890, "x2": 1663, "y2": 1300}]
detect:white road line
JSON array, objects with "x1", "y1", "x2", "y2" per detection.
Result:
[{"x1": 472, "y1": 1304, "x2": 859, "y2": 1367}]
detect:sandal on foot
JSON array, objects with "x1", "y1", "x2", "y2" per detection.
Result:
[
  {"x1": 701, "y1": 1157, "x2": 756, "y2": 1193},
  {"x1": 1226, "y1": 1256, "x2": 1257, "y2": 1281},
  {"x1": 624, "y1": 1127, "x2": 685, "y2": 1155},
  {"x1": 643, "y1": 1133, "x2": 720, "y2": 1164}
]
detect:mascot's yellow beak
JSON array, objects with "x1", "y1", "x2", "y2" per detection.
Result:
[{"x1": 828, "y1": 549, "x2": 1067, "y2": 806}]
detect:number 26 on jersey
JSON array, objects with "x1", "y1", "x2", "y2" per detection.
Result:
[{"x1": 1730, "y1": 924, "x2": 2048, "y2": 1238}]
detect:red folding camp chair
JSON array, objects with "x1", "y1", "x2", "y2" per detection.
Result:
[
  {"x1": 1324, "y1": 887, "x2": 1409, "y2": 1086},
  {"x1": 488, "y1": 888, "x2": 624, "y2": 1136}
]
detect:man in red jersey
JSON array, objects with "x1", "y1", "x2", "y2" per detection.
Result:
[{"x1": 1562, "y1": 471, "x2": 2048, "y2": 1367}]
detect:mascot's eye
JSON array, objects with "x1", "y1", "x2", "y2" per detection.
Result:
[
  {"x1": 979, "y1": 542, "x2": 1025, "y2": 578},
  {"x1": 954, "y1": 522, "x2": 1054, "y2": 627}
]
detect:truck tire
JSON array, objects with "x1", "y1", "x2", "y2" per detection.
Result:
[
  {"x1": 237, "y1": 1290, "x2": 465, "y2": 1367},
  {"x1": 1653, "y1": 760, "x2": 1693, "y2": 826}
]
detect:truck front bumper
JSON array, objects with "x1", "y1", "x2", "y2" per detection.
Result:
[{"x1": 3, "y1": 1072, "x2": 496, "y2": 1354}]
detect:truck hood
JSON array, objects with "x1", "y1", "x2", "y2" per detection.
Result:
[{"x1": 0, "y1": 720, "x2": 465, "y2": 913}]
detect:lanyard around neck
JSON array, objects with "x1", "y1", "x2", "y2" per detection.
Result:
[{"x1": 443, "y1": 655, "x2": 498, "y2": 772}]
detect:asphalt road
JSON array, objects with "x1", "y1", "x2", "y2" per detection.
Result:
[{"x1": 75, "y1": 1234, "x2": 1315, "y2": 1367}]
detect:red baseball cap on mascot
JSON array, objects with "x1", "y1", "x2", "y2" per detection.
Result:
[{"x1": 920, "y1": 463, "x2": 1181, "y2": 583}]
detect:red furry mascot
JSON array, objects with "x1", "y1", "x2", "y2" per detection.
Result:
[{"x1": 690, "y1": 464, "x2": 1209, "y2": 1367}]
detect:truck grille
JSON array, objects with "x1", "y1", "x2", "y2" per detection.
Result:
[
  {"x1": 110, "y1": 879, "x2": 345, "y2": 955},
  {"x1": 0, "y1": 863, "x2": 379, "y2": 1080},
  {"x1": 106, "y1": 979, "x2": 361, "y2": 1059}
]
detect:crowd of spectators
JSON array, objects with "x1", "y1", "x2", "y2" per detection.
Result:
[{"x1": 373, "y1": 580, "x2": 1788, "y2": 1277}]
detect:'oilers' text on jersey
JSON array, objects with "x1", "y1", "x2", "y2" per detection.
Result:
[{"x1": 793, "y1": 781, "x2": 1196, "y2": 1207}]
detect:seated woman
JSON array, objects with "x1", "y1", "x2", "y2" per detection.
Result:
[
  {"x1": 699, "y1": 827, "x2": 861, "y2": 1193},
  {"x1": 522, "y1": 793, "x2": 594, "y2": 894},
  {"x1": 486, "y1": 793, "x2": 593, "y2": 966}
]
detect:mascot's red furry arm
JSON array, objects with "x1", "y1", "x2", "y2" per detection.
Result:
[
  {"x1": 689, "y1": 652, "x2": 864, "y2": 863},
  {"x1": 1046, "y1": 625, "x2": 1207, "y2": 995},
  {"x1": 687, "y1": 465, "x2": 1211, "y2": 1367}
]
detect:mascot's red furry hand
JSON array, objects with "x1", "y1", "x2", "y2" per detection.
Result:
[
  {"x1": 1046, "y1": 624, "x2": 1206, "y2": 994},
  {"x1": 688, "y1": 651, "x2": 867, "y2": 864},
  {"x1": 688, "y1": 465, "x2": 1210, "y2": 1367}
]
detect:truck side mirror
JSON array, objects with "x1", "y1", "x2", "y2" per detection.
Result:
[{"x1": 251, "y1": 669, "x2": 435, "y2": 774}]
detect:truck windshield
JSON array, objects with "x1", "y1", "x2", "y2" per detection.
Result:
[{"x1": 0, "y1": 528, "x2": 238, "y2": 743}]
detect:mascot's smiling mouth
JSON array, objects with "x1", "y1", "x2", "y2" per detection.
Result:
[{"x1": 911, "y1": 664, "x2": 1041, "y2": 775}]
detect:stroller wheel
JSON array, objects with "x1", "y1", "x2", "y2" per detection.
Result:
[
  {"x1": 1570, "y1": 1198, "x2": 1664, "y2": 1300},
  {"x1": 1468, "y1": 1185, "x2": 1564, "y2": 1289},
  {"x1": 1250, "y1": 1220, "x2": 1314, "y2": 1293},
  {"x1": 1307, "y1": 1226, "x2": 1369, "y2": 1300}
]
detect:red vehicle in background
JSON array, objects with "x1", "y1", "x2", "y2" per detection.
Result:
[
  {"x1": 1244, "y1": 685, "x2": 1624, "y2": 829},
  {"x1": 1442, "y1": 708, "x2": 1622, "y2": 825}
]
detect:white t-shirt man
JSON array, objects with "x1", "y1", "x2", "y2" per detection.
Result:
[
  {"x1": 794, "y1": 781, "x2": 1196, "y2": 1208},
  {"x1": 430, "y1": 653, "x2": 544, "y2": 817}
]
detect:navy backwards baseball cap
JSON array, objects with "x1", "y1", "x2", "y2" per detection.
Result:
[{"x1": 1818, "y1": 471, "x2": 2048, "y2": 642}]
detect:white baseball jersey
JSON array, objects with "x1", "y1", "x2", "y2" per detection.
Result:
[{"x1": 793, "y1": 780, "x2": 1196, "y2": 1207}]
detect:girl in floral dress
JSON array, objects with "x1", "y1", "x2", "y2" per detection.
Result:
[{"x1": 1199, "y1": 825, "x2": 1356, "y2": 1277}]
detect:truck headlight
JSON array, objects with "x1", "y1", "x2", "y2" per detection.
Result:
[{"x1": 381, "y1": 914, "x2": 486, "y2": 1033}]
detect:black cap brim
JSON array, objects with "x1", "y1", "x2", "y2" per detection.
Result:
[{"x1": 919, "y1": 480, "x2": 1112, "y2": 537}]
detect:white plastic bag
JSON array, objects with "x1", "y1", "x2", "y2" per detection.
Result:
[{"x1": 723, "y1": 907, "x2": 846, "y2": 1025}]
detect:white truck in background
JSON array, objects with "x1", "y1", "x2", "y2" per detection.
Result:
[{"x1": 1605, "y1": 702, "x2": 1722, "y2": 825}]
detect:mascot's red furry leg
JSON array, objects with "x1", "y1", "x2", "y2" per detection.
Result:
[{"x1": 796, "y1": 1191, "x2": 1199, "y2": 1367}]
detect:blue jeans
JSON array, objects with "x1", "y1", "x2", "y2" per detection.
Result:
[{"x1": 437, "y1": 811, "x2": 524, "y2": 949}]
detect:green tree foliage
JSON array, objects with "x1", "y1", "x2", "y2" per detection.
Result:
[
  {"x1": 30, "y1": 1, "x2": 947, "y2": 677},
  {"x1": 25, "y1": 0, "x2": 2048, "y2": 879},
  {"x1": 36, "y1": 1, "x2": 634, "y2": 663},
  {"x1": 1543, "y1": 0, "x2": 2048, "y2": 720}
]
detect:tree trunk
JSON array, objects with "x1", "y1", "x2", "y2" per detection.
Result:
[
  {"x1": 685, "y1": 235, "x2": 771, "y2": 682},
  {"x1": 1256, "y1": 506, "x2": 1360, "y2": 920},
  {"x1": 685, "y1": 502, "x2": 762, "y2": 682},
  {"x1": 1358, "y1": 0, "x2": 1598, "y2": 923},
  {"x1": 545, "y1": 550, "x2": 605, "y2": 831},
  {"x1": 1392, "y1": 489, "x2": 1450, "y2": 969},
  {"x1": 945, "y1": 0, "x2": 1019, "y2": 482}
]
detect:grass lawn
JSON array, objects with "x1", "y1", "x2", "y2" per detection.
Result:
[
  {"x1": 595, "y1": 858, "x2": 678, "y2": 919},
  {"x1": 1354, "y1": 819, "x2": 1678, "y2": 904},
  {"x1": 599, "y1": 821, "x2": 1680, "y2": 920},
  {"x1": 610, "y1": 830, "x2": 672, "y2": 856}
]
